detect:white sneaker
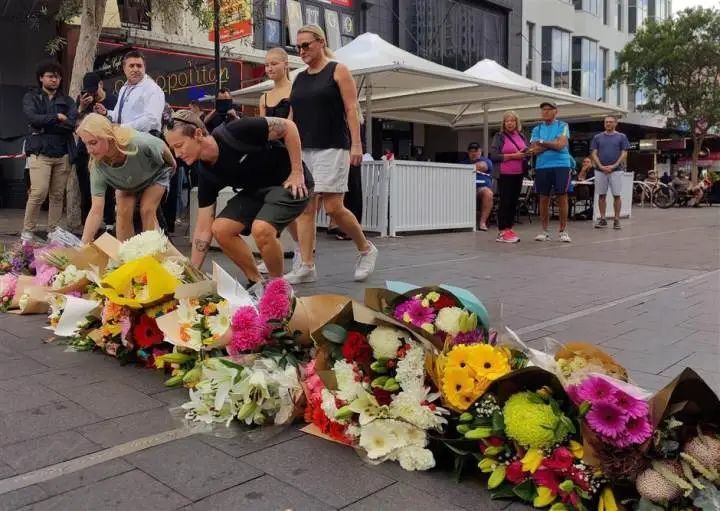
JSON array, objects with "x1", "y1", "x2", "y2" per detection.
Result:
[
  {"x1": 257, "y1": 260, "x2": 269, "y2": 274},
  {"x1": 354, "y1": 242, "x2": 378, "y2": 282},
  {"x1": 292, "y1": 249, "x2": 302, "y2": 273},
  {"x1": 20, "y1": 231, "x2": 34, "y2": 242},
  {"x1": 535, "y1": 232, "x2": 551, "y2": 242},
  {"x1": 285, "y1": 264, "x2": 318, "y2": 284},
  {"x1": 559, "y1": 231, "x2": 572, "y2": 243}
]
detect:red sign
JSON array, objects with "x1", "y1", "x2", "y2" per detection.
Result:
[
  {"x1": 331, "y1": 0, "x2": 353, "y2": 6},
  {"x1": 208, "y1": 0, "x2": 253, "y2": 43}
]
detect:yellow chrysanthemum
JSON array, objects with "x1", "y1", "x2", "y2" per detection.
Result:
[
  {"x1": 466, "y1": 344, "x2": 511, "y2": 381},
  {"x1": 441, "y1": 367, "x2": 478, "y2": 411}
]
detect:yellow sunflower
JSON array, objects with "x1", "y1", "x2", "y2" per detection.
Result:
[
  {"x1": 442, "y1": 366, "x2": 481, "y2": 411},
  {"x1": 466, "y1": 344, "x2": 511, "y2": 381}
]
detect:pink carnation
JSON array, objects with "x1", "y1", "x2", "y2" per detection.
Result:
[
  {"x1": 302, "y1": 360, "x2": 324, "y2": 397},
  {"x1": 230, "y1": 306, "x2": 267, "y2": 352},
  {"x1": 34, "y1": 266, "x2": 59, "y2": 287},
  {"x1": 0, "y1": 274, "x2": 18, "y2": 298},
  {"x1": 258, "y1": 278, "x2": 292, "y2": 321}
]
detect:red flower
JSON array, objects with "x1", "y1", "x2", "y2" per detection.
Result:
[
  {"x1": 542, "y1": 447, "x2": 574, "y2": 471},
  {"x1": 133, "y1": 315, "x2": 164, "y2": 348},
  {"x1": 373, "y1": 387, "x2": 394, "y2": 406},
  {"x1": 342, "y1": 331, "x2": 372, "y2": 364},
  {"x1": 567, "y1": 465, "x2": 591, "y2": 492},
  {"x1": 487, "y1": 436, "x2": 504, "y2": 447},
  {"x1": 506, "y1": 461, "x2": 527, "y2": 484},
  {"x1": 431, "y1": 294, "x2": 457, "y2": 310},
  {"x1": 532, "y1": 469, "x2": 560, "y2": 495}
]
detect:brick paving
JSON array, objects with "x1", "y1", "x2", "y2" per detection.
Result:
[{"x1": 0, "y1": 206, "x2": 718, "y2": 510}]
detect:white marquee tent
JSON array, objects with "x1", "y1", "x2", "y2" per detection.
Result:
[{"x1": 232, "y1": 33, "x2": 623, "y2": 149}]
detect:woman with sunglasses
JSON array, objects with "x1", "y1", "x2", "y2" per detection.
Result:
[
  {"x1": 286, "y1": 24, "x2": 378, "y2": 284},
  {"x1": 164, "y1": 110, "x2": 311, "y2": 286},
  {"x1": 77, "y1": 113, "x2": 176, "y2": 243}
]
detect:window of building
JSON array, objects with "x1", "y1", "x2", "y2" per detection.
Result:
[
  {"x1": 542, "y1": 27, "x2": 571, "y2": 91},
  {"x1": 526, "y1": 22, "x2": 536, "y2": 79},
  {"x1": 603, "y1": 0, "x2": 609, "y2": 24},
  {"x1": 574, "y1": 0, "x2": 604, "y2": 17},
  {"x1": 614, "y1": 51, "x2": 622, "y2": 106},
  {"x1": 629, "y1": 0, "x2": 647, "y2": 33},
  {"x1": 118, "y1": 0, "x2": 152, "y2": 30},
  {"x1": 600, "y1": 47, "x2": 608, "y2": 102},
  {"x1": 617, "y1": 0, "x2": 623, "y2": 31},
  {"x1": 648, "y1": 0, "x2": 669, "y2": 22},
  {"x1": 571, "y1": 36, "x2": 599, "y2": 99},
  {"x1": 408, "y1": 0, "x2": 509, "y2": 71}
]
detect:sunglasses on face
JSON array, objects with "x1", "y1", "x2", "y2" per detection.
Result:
[{"x1": 296, "y1": 40, "x2": 316, "y2": 51}]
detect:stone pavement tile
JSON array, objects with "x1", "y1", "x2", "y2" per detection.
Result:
[
  {"x1": 659, "y1": 366, "x2": 720, "y2": 394},
  {"x1": 95, "y1": 365, "x2": 167, "y2": 394},
  {"x1": 0, "y1": 461, "x2": 16, "y2": 478},
  {"x1": 1, "y1": 322, "x2": 53, "y2": 341},
  {"x1": 21, "y1": 470, "x2": 190, "y2": 511},
  {"x1": 76, "y1": 407, "x2": 178, "y2": 448},
  {"x1": 0, "y1": 357, "x2": 49, "y2": 382},
  {"x1": 199, "y1": 426, "x2": 304, "y2": 457},
  {"x1": 371, "y1": 461, "x2": 510, "y2": 511},
  {"x1": 674, "y1": 352, "x2": 720, "y2": 374},
  {"x1": 54, "y1": 382, "x2": 163, "y2": 420},
  {"x1": 672, "y1": 331, "x2": 720, "y2": 354},
  {"x1": 678, "y1": 318, "x2": 720, "y2": 333},
  {"x1": 0, "y1": 380, "x2": 65, "y2": 415},
  {"x1": 22, "y1": 346, "x2": 87, "y2": 369},
  {"x1": 609, "y1": 347, "x2": 693, "y2": 375},
  {"x1": 125, "y1": 437, "x2": 263, "y2": 501},
  {"x1": 628, "y1": 371, "x2": 673, "y2": 393},
  {"x1": 0, "y1": 401, "x2": 101, "y2": 447},
  {"x1": 28, "y1": 366, "x2": 106, "y2": 389},
  {"x1": 150, "y1": 388, "x2": 190, "y2": 408},
  {"x1": 182, "y1": 474, "x2": 334, "y2": 511},
  {"x1": 601, "y1": 327, "x2": 697, "y2": 351},
  {"x1": 38, "y1": 459, "x2": 134, "y2": 497},
  {"x1": 242, "y1": 434, "x2": 394, "y2": 508},
  {"x1": 344, "y1": 481, "x2": 466, "y2": 511},
  {"x1": 0, "y1": 485, "x2": 48, "y2": 511},
  {"x1": 0, "y1": 431, "x2": 100, "y2": 473}
]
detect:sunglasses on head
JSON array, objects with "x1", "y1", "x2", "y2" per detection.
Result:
[
  {"x1": 168, "y1": 117, "x2": 200, "y2": 130},
  {"x1": 296, "y1": 40, "x2": 316, "y2": 51}
]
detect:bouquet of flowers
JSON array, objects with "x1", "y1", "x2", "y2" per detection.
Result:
[
  {"x1": 118, "y1": 230, "x2": 173, "y2": 263},
  {"x1": 0, "y1": 273, "x2": 18, "y2": 311},
  {"x1": 312, "y1": 311, "x2": 449, "y2": 471},
  {"x1": 554, "y1": 342, "x2": 629, "y2": 386},
  {"x1": 96, "y1": 301, "x2": 133, "y2": 358},
  {"x1": 47, "y1": 293, "x2": 67, "y2": 328},
  {"x1": 168, "y1": 296, "x2": 231, "y2": 351},
  {"x1": 99, "y1": 256, "x2": 179, "y2": 308},
  {"x1": 181, "y1": 356, "x2": 304, "y2": 427},
  {"x1": 302, "y1": 359, "x2": 354, "y2": 445},
  {"x1": 0, "y1": 241, "x2": 36, "y2": 276},
  {"x1": 51, "y1": 264, "x2": 89, "y2": 292}
]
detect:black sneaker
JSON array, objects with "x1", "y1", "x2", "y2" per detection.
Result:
[
  {"x1": 594, "y1": 219, "x2": 608, "y2": 229},
  {"x1": 613, "y1": 219, "x2": 622, "y2": 230}
]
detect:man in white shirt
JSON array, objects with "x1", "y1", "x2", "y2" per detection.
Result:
[{"x1": 94, "y1": 50, "x2": 165, "y2": 133}]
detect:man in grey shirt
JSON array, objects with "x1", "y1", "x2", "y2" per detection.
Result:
[{"x1": 591, "y1": 115, "x2": 631, "y2": 229}]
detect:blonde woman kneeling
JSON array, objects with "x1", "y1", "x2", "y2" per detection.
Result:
[{"x1": 77, "y1": 113, "x2": 176, "y2": 243}]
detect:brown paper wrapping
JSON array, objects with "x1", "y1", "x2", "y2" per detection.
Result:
[
  {"x1": 555, "y1": 342, "x2": 629, "y2": 382},
  {"x1": 51, "y1": 278, "x2": 92, "y2": 296},
  {"x1": 9, "y1": 285, "x2": 50, "y2": 315},
  {"x1": 648, "y1": 367, "x2": 720, "y2": 429},
  {"x1": 10, "y1": 275, "x2": 36, "y2": 308},
  {"x1": 288, "y1": 294, "x2": 351, "y2": 346}
]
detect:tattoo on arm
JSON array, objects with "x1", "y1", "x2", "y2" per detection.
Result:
[
  {"x1": 266, "y1": 117, "x2": 288, "y2": 140},
  {"x1": 194, "y1": 239, "x2": 210, "y2": 253}
]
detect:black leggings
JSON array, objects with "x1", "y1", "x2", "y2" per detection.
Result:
[{"x1": 497, "y1": 174, "x2": 524, "y2": 231}]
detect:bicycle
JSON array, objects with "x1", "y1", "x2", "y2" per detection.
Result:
[{"x1": 632, "y1": 181, "x2": 676, "y2": 209}]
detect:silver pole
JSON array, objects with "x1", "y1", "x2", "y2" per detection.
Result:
[
  {"x1": 365, "y1": 76, "x2": 373, "y2": 155},
  {"x1": 483, "y1": 103, "x2": 489, "y2": 155}
]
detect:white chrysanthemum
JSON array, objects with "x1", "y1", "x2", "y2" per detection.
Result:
[
  {"x1": 395, "y1": 341, "x2": 425, "y2": 392},
  {"x1": 161, "y1": 258, "x2": 185, "y2": 280},
  {"x1": 389, "y1": 390, "x2": 447, "y2": 430},
  {"x1": 118, "y1": 230, "x2": 169, "y2": 263},
  {"x1": 177, "y1": 299, "x2": 201, "y2": 324},
  {"x1": 395, "y1": 446, "x2": 435, "y2": 471},
  {"x1": 367, "y1": 326, "x2": 405, "y2": 359},
  {"x1": 320, "y1": 388, "x2": 341, "y2": 420},
  {"x1": 333, "y1": 360, "x2": 364, "y2": 402},
  {"x1": 435, "y1": 307, "x2": 465, "y2": 335},
  {"x1": 52, "y1": 264, "x2": 86, "y2": 289},
  {"x1": 205, "y1": 301, "x2": 230, "y2": 338},
  {"x1": 359, "y1": 420, "x2": 403, "y2": 459}
]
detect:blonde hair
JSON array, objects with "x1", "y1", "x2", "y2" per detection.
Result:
[
  {"x1": 502, "y1": 111, "x2": 522, "y2": 133},
  {"x1": 77, "y1": 113, "x2": 137, "y2": 167},
  {"x1": 266, "y1": 47, "x2": 290, "y2": 80},
  {"x1": 298, "y1": 24, "x2": 334, "y2": 58}
]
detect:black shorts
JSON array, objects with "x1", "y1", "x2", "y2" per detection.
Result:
[{"x1": 217, "y1": 184, "x2": 312, "y2": 236}]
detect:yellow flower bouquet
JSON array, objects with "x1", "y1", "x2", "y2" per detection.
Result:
[{"x1": 98, "y1": 256, "x2": 180, "y2": 309}]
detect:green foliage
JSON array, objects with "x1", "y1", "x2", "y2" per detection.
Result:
[{"x1": 608, "y1": 7, "x2": 720, "y2": 134}]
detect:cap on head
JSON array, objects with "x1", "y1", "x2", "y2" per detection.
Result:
[
  {"x1": 467, "y1": 142, "x2": 481, "y2": 151},
  {"x1": 82, "y1": 72, "x2": 101, "y2": 93},
  {"x1": 539, "y1": 100, "x2": 557, "y2": 110}
]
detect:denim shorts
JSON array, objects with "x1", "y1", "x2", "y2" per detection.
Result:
[
  {"x1": 534, "y1": 167, "x2": 571, "y2": 195},
  {"x1": 153, "y1": 168, "x2": 173, "y2": 191}
]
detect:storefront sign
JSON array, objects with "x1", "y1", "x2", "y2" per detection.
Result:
[{"x1": 208, "y1": 0, "x2": 253, "y2": 43}]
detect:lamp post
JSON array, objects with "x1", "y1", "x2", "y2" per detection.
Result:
[{"x1": 213, "y1": 0, "x2": 221, "y2": 93}]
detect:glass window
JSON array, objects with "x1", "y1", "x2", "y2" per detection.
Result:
[
  {"x1": 600, "y1": 47, "x2": 608, "y2": 102},
  {"x1": 526, "y1": 22, "x2": 535, "y2": 79},
  {"x1": 571, "y1": 37, "x2": 599, "y2": 99},
  {"x1": 541, "y1": 27, "x2": 571, "y2": 91},
  {"x1": 617, "y1": 0, "x2": 623, "y2": 31},
  {"x1": 614, "y1": 52, "x2": 622, "y2": 106},
  {"x1": 572, "y1": 37, "x2": 582, "y2": 96}
]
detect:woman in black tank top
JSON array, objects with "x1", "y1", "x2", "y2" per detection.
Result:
[
  {"x1": 259, "y1": 48, "x2": 292, "y2": 120},
  {"x1": 284, "y1": 25, "x2": 378, "y2": 286}
]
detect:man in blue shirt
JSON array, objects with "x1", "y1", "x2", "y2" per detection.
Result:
[
  {"x1": 591, "y1": 115, "x2": 631, "y2": 229},
  {"x1": 530, "y1": 101, "x2": 572, "y2": 243},
  {"x1": 461, "y1": 142, "x2": 494, "y2": 231}
]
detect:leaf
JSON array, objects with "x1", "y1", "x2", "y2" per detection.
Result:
[
  {"x1": 693, "y1": 480, "x2": 720, "y2": 511},
  {"x1": 443, "y1": 442, "x2": 471, "y2": 457},
  {"x1": 491, "y1": 411, "x2": 505, "y2": 432},
  {"x1": 490, "y1": 482, "x2": 517, "y2": 500},
  {"x1": 322, "y1": 324, "x2": 347, "y2": 344},
  {"x1": 512, "y1": 480, "x2": 538, "y2": 503},
  {"x1": 636, "y1": 497, "x2": 666, "y2": 511},
  {"x1": 218, "y1": 359, "x2": 244, "y2": 371}
]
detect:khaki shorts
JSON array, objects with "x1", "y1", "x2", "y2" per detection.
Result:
[{"x1": 302, "y1": 148, "x2": 350, "y2": 193}]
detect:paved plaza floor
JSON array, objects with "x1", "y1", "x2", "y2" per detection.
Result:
[{"x1": 0, "y1": 206, "x2": 718, "y2": 510}]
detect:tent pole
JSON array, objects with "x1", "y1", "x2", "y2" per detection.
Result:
[
  {"x1": 365, "y1": 76, "x2": 373, "y2": 156},
  {"x1": 482, "y1": 103, "x2": 489, "y2": 155}
]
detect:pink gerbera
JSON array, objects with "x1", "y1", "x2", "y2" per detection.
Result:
[
  {"x1": 625, "y1": 416, "x2": 653, "y2": 445},
  {"x1": 613, "y1": 389, "x2": 649, "y2": 419},
  {"x1": 397, "y1": 298, "x2": 436, "y2": 328},
  {"x1": 566, "y1": 384, "x2": 582, "y2": 405},
  {"x1": 578, "y1": 376, "x2": 618, "y2": 404},
  {"x1": 258, "y1": 278, "x2": 292, "y2": 321},
  {"x1": 230, "y1": 306, "x2": 267, "y2": 352},
  {"x1": 586, "y1": 401, "x2": 627, "y2": 438}
]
